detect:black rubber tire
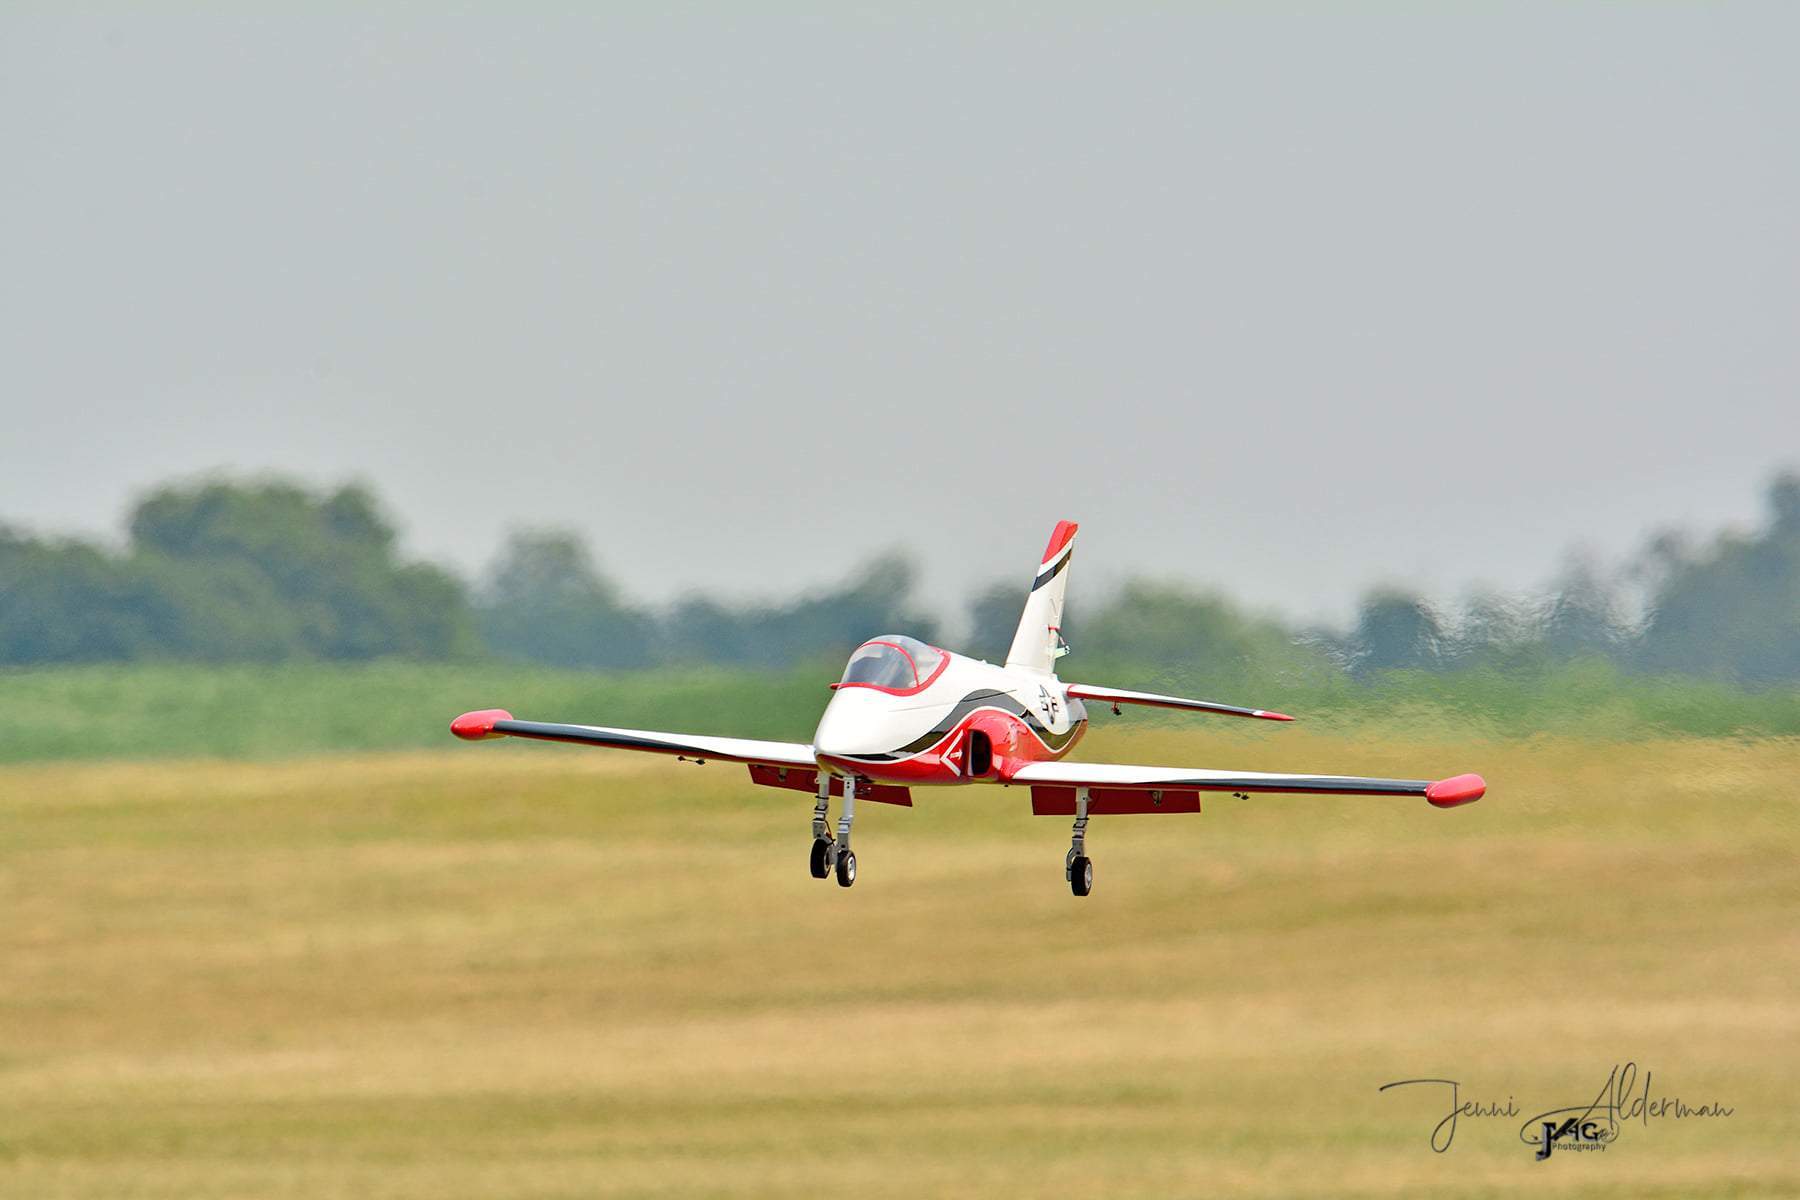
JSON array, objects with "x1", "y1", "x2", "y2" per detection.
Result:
[
  {"x1": 835, "y1": 849, "x2": 857, "y2": 888},
  {"x1": 1070, "y1": 855, "x2": 1093, "y2": 897},
  {"x1": 810, "y1": 838, "x2": 831, "y2": 879}
]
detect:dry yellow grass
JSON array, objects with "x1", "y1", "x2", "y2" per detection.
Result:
[{"x1": 2, "y1": 727, "x2": 1796, "y2": 1198}]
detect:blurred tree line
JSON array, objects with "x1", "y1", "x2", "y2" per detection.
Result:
[
  {"x1": 0, "y1": 481, "x2": 473, "y2": 664},
  {"x1": 2, "y1": 473, "x2": 1797, "y2": 688},
  {"x1": 477, "y1": 530, "x2": 938, "y2": 670},
  {"x1": 0, "y1": 478, "x2": 937, "y2": 672},
  {"x1": 1297, "y1": 471, "x2": 1800, "y2": 688}
]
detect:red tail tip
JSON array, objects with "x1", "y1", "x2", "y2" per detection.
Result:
[
  {"x1": 1041, "y1": 520, "x2": 1079, "y2": 564},
  {"x1": 451, "y1": 709, "x2": 513, "y2": 740},
  {"x1": 1425, "y1": 773, "x2": 1485, "y2": 808}
]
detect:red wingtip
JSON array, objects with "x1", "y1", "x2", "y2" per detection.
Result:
[
  {"x1": 1257, "y1": 710, "x2": 1296, "y2": 722},
  {"x1": 1425, "y1": 773, "x2": 1485, "y2": 808},
  {"x1": 451, "y1": 708, "x2": 513, "y2": 741},
  {"x1": 1041, "y1": 520, "x2": 1079, "y2": 564}
]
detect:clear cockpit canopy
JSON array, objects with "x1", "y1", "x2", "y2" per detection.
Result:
[{"x1": 837, "y1": 634, "x2": 946, "y2": 692}]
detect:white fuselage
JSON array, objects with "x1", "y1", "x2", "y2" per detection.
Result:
[{"x1": 813, "y1": 650, "x2": 1087, "y2": 785}]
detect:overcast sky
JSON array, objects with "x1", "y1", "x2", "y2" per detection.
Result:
[{"x1": 2, "y1": 5, "x2": 1795, "y2": 628}]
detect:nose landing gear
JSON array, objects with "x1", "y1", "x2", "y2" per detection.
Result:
[
  {"x1": 1065, "y1": 786, "x2": 1093, "y2": 897},
  {"x1": 809, "y1": 773, "x2": 860, "y2": 887}
]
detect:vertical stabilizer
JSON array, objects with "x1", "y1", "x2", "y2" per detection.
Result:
[{"x1": 1006, "y1": 521, "x2": 1078, "y2": 673}]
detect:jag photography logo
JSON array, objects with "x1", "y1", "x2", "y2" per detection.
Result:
[
  {"x1": 1528, "y1": 1111, "x2": 1613, "y2": 1159},
  {"x1": 1380, "y1": 1062, "x2": 1733, "y2": 1161}
]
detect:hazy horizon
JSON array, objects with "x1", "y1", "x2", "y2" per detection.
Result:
[{"x1": 4, "y1": 6, "x2": 1796, "y2": 625}]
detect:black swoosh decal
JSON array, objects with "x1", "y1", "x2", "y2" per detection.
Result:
[
  {"x1": 834, "y1": 688, "x2": 1084, "y2": 763},
  {"x1": 1030, "y1": 549, "x2": 1072, "y2": 591}
]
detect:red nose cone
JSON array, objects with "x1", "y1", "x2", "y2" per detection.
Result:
[
  {"x1": 451, "y1": 709, "x2": 513, "y2": 740},
  {"x1": 1425, "y1": 773, "x2": 1485, "y2": 808}
]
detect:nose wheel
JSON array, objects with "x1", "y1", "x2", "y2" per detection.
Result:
[
  {"x1": 810, "y1": 773, "x2": 860, "y2": 887},
  {"x1": 1065, "y1": 787, "x2": 1093, "y2": 897}
]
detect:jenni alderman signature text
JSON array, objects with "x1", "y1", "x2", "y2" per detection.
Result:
[{"x1": 1379, "y1": 1062, "x2": 1732, "y2": 1157}]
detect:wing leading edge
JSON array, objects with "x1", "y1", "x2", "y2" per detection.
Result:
[{"x1": 450, "y1": 709, "x2": 816, "y2": 769}]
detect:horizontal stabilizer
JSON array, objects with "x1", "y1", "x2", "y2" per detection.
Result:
[{"x1": 1065, "y1": 684, "x2": 1293, "y2": 722}]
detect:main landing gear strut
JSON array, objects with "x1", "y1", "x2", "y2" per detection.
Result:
[
  {"x1": 1065, "y1": 786, "x2": 1093, "y2": 897},
  {"x1": 811, "y1": 776, "x2": 1087, "y2": 895},
  {"x1": 810, "y1": 773, "x2": 858, "y2": 887}
]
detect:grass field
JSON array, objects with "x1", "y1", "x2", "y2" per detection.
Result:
[
  {"x1": 5, "y1": 660, "x2": 1800, "y2": 767},
  {"x1": 3, "y1": 727, "x2": 1796, "y2": 1197}
]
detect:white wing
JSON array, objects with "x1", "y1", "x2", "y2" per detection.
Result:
[
  {"x1": 450, "y1": 709, "x2": 815, "y2": 769},
  {"x1": 1010, "y1": 759, "x2": 1485, "y2": 807}
]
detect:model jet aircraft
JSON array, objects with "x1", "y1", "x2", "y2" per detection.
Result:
[{"x1": 452, "y1": 521, "x2": 1485, "y2": 895}]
